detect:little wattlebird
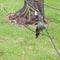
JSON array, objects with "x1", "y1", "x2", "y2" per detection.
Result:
[
  {"x1": 35, "y1": 11, "x2": 45, "y2": 38},
  {"x1": 36, "y1": 20, "x2": 45, "y2": 38}
]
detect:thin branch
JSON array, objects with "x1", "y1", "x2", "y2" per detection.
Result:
[{"x1": 36, "y1": 0, "x2": 60, "y2": 11}]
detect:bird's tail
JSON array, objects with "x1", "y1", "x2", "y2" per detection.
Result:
[{"x1": 36, "y1": 28, "x2": 40, "y2": 38}]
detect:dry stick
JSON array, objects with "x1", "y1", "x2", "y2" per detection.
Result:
[
  {"x1": 25, "y1": 25, "x2": 35, "y2": 32},
  {"x1": 24, "y1": 10, "x2": 28, "y2": 17},
  {"x1": 26, "y1": 0, "x2": 39, "y2": 12},
  {"x1": 20, "y1": 4, "x2": 28, "y2": 17},
  {"x1": 36, "y1": 0, "x2": 60, "y2": 11},
  {"x1": 28, "y1": 5, "x2": 39, "y2": 12},
  {"x1": 21, "y1": 7, "x2": 28, "y2": 18},
  {"x1": 27, "y1": 3, "x2": 31, "y2": 21},
  {"x1": 45, "y1": 28, "x2": 60, "y2": 56},
  {"x1": 45, "y1": 4, "x2": 60, "y2": 11}
]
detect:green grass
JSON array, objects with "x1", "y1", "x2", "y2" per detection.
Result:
[
  {"x1": 45, "y1": 0, "x2": 60, "y2": 23},
  {"x1": 0, "y1": 0, "x2": 60, "y2": 60}
]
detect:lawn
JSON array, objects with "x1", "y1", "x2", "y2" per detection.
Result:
[{"x1": 0, "y1": 0, "x2": 60, "y2": 60}]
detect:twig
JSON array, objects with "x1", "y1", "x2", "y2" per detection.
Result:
[
  {"x1": 45, "y1": 4, "x2": 60, "y2": 11},
  {"x1": 36, "y1": 0, "x2": 60, "y2": 11},
  {"x1": 45, "y1": 28, "x2": 60, "y2": 56}
]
